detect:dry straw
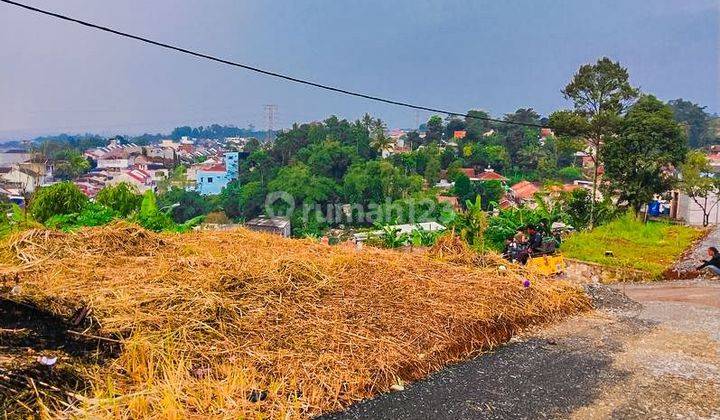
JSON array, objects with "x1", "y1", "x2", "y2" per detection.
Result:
[{"x1": 0, "y1": 222, "x2": 589, "y2": 418}]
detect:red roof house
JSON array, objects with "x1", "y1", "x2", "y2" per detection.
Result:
[
  {"x1": 510, "y1": 181, "x2": 539, "y2": 202},
  {"x1": 475, "y1": 169, "x2": 508, "y2": 182}
]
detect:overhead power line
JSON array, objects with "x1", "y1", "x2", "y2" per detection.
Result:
[{"x1": 1, "y1": 0, "x2": 546, "y2": 129}]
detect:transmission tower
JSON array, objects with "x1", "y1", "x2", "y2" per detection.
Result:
[{"x1": 264, "y1": 104, "x2": 278, "y2": 141}]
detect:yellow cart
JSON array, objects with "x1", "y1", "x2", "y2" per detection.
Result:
[{"x1": 526, "y1": 253, "x2": 566, "y2": 276}]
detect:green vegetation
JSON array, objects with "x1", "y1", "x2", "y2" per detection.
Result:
[
  {"x1": 550, "y1": 57, "x2": 639, "y2": 228},
  {"x1": 95, "y1": 183, "x2": 143, "y2": 217},
  {"x1": 603, "y1": 95, "x2": 687, "y2": 212},
  {"x1": 561, "y1": 213, "x2": 702, "y2": 277},
  {"x1": 0, "y1": 182, "x2": 202, "y2": 236},
  {"x1": 29, "y1": 182, "x2": 89, "y2": 223}
]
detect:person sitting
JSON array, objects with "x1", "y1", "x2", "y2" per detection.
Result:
[
  {"x1": 696, "y1": 246, "x2": 720, "y2": 276},
  {"x1": 528, "y1": 226, "x2": 544, "y2": 252}
]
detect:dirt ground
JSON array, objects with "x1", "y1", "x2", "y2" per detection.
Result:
[{"x1": 324, "y1": 280, "x2": 720, "y2": 419}]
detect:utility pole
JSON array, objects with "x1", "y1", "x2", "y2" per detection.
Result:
[
  {"x1": 414, "y1": 110, "x2": 420, "y2": 130},
  {"x1": 264, "y1": 104, "x2": 278, "y2": 141}
]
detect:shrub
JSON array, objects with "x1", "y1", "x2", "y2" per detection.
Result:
[
  {"x1": 45, "y1": 203, "x2": 119, "y2": 231},
  {"x1": 30, "y1": 182, "x2": 88, "y2": 223},
  {"x1": 136, "y1": 190, "x2": 175, "y2": 232},
  {"x1": 558, "y1": 166, "x2": 583, "y2": 181},
  {"x1": 95, "y1": 183, "x2": 142, "y2": 217}
]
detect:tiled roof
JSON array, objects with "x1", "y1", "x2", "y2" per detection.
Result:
[
  {"x1": 476, "y1": 170, "x2": 508, "y2": 181},
  {"x1": 200, "y1": 164, "x2": 226, "y2": 172},
  {"x1": 511, "y1": 181, "x2": 539, "y2": 200}
]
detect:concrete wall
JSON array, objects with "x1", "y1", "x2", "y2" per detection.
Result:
[
  {"x1": 196, "y1": 170, "x2": 229, "y2": 195},
  {"x1": 676, "y1": 192, "x2": 720, "y2": 226}
]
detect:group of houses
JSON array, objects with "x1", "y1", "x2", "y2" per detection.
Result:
[
  {"x1": 76, "y1": 137, "x2": 249, "y2": 197},
  {"x1": 432, "y1": 166, "x2": 585, "y2": 213},
  {"x1": 0, "y1": 135, "x2": 254, "y2": 205}
]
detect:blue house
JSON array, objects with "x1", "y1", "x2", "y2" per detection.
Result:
[{"x1": 196, "y1": 152, "x2": 239, "y2": 195}]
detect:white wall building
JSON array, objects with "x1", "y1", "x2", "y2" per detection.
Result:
[{"x1": 676, "y1": 192, "x2": 720, "y2": 226}]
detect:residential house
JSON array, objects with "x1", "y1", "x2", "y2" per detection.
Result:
[
  {"x1": 74, "y1": 171, "x2": 114, "y2": 197},
  {"x1": 160, "y1": 139, "x2": 180, "y2": 149},
  {"x1": 475, "y1": 168, "x2": 508, "y2": 183},
  {"x1": 196, "y1": 152, "x2": 239, "y2": 195},
  {"x1": 509, "y1": 181, "x2": 540, "y2": 206},
  {"x1": 434, "y1": 179, "x2": 454, "y2": 189},
  {"x1": 0, "y1": 166, "x2": 46, "y2": 193},
  {"x1": 145, "y1": 146, "x2": 176, "y2": 164},
  {"x1": 352, "y1": 221, "x2": 446, "y2": 243},
  {"x1": 105, "y1": 168, "x2": 154, "y2": 192},
  {"x1": 707, "y1": 153, "x2": 720, "y2": 173},
  {"x1": 540, "y1": 128, "x2": 555, "y2": 139}
]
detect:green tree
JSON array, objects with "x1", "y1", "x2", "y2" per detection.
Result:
[
  {"x1": 444, "y1": 117, "x2": 466, "y2": 139},
  {"x1": 343, "y1": 160, "x2": 422, "y2": 206},
  {"x1": 476, "y1": 180, "x2": 504, "y2": 211},
  {"x1": 452, "y1": 172, "x2": 474, "y2": 204},
  {"x1": 52, "y1": 150, "x2": 91, "y2": 180},
  {"x1": 136, "y1": 190, "x2": 176, "y2": 231},
  {"x1": 678, "y1": 150, "x2": 720, "y2": 226},
  {"x1": 603, "y1": 95, "x2": 687, "y2": 214},
  {"x1": 561, "y1": 188, "x2": 592, "y2": 230},
  {"x1": 424, "y1": 154, "x2": 441, "y2": 185},
  {"x1": 222, "y1": 180, "x2": 267, "y2": 220},
  {"x1": 370, "y1": 119, "x2": 393, "y2": 154},
  {"x1": 239, "y1": 149, "x2": 276, "y2": 186},
  {"x1": 425, "y1": 115, "x2": 444, "y2": 143},
  {"x1": 502, "y1": 109, "x2": 541, "y2": 167},
  {"x1": 298, "y1": 140, "x2": 357, "y2": 180},
  {"x1": 158, "y1": 188, "x2": 214, "y2": 223},
  {"x1": 550, "y1": 57, "x2": 639, "y2": 227},
  {"x1": 464, "y1": 110, "x2": 492, "y2": 140},
  {"x1": 405, "y1": 131, "x2": 421, "y2": 150},
  {"x1": 558, "y1": 166, "x2": 583, "y2": 181},
  {"x1": 244, "y1": 137, "x2": 261, "y2": 153},
  {"x1": 29, "y1": 181, "x2": 88, "y2": 223},
  {"x1": 268, "y1": 163, "x2": 337, "y2": 205},
  {"x1": 668, "y1": 98, "x2": 712, "y2": 148},
  {"x1": 455, "y1": 195, "x2": 488, "y2": 248},
  {"x1": 95, "y1": 183, "x2": 143, "y2": 217},
  {"x1": 156, "y1": 165, "x2": 191, "y2": 193}
]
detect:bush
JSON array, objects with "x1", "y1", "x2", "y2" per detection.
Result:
[
  {"x1": 204, "y1": 211, "x2": 232, "y2": 225},
  {"x1": 29, "y1": 182, "x2": 88, "y2": 223},
  {"x1": 558, "y1": 166, "x2": 583, "y2": 181},
  {"x1": 95, "y1": 183, "x2": 142, "y2": 217},
  {"x1": 136, "y1": 190, "x2": 175, "y2": 232},
  {"x1": 158, "y1": 188, "x2": 213, "y2": 223},
  {"x1": 560, "y1": 189, "x2": 617, "y2": 230},
  {"x1": 45, "y1": 203, "x2": 119, "y2": 231}
]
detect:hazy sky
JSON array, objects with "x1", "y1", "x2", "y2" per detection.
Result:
[{"x1": 1, "y1": 0, "x2": 718, "y2": 140}]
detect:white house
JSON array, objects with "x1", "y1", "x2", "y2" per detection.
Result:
[{"x1": 0, "y1": 166, "x2": 45, "y2": 193}]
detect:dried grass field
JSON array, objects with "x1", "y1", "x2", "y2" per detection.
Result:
[{"x1": 0, "y1": 223, "x2": 589, "y2": 418}]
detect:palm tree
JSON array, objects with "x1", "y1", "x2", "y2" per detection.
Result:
[{"x1": 370, "y1": 119, "x2": 393, "y2": 154}]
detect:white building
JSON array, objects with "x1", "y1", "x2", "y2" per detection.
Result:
[{"x1": 676, "y1": 192, "x2": 720, "y2": 226}]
